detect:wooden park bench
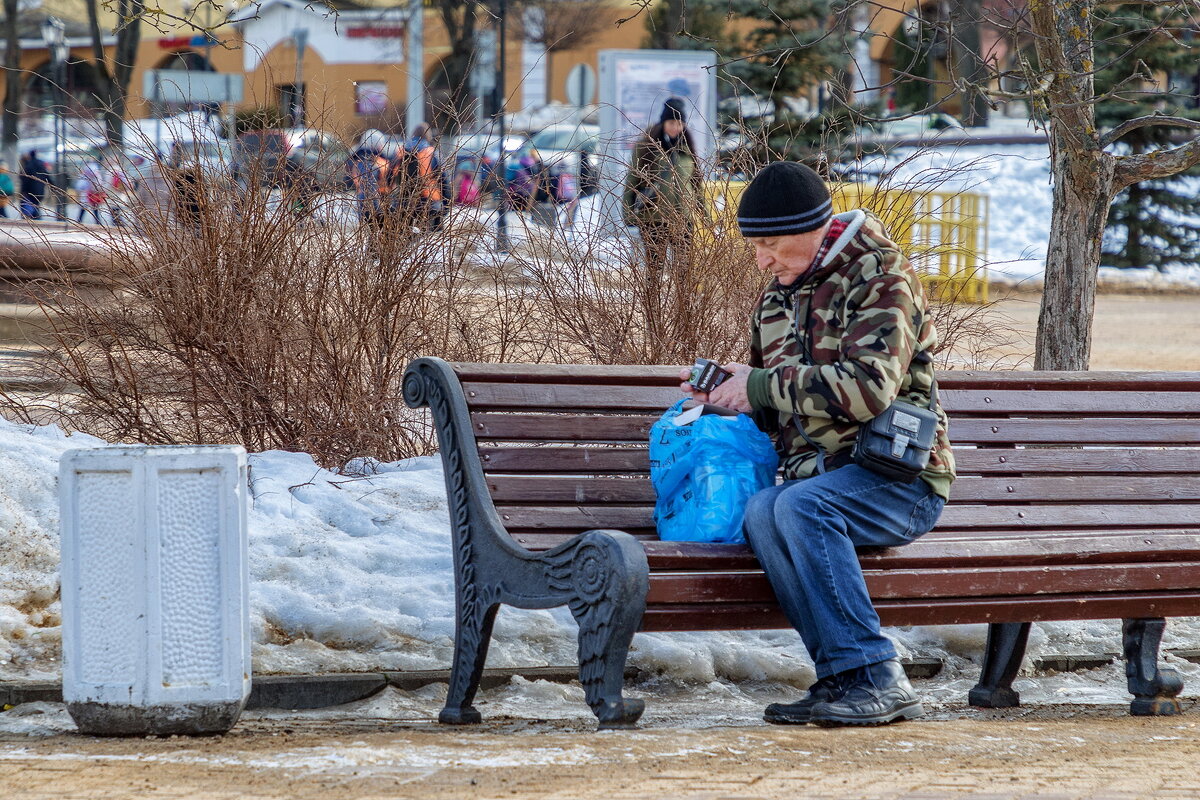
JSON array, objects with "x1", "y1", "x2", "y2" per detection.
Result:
[{"x1": 403, "y1": 358, "x2": 1200, "y2": 729}]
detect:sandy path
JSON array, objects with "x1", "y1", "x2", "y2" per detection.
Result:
[
  {"x1": 987, "y1": 291, "x2": 1200, "y2": 370},
  {"x1": 4, "y1": 704, "x2": 1200, "y2": 799}
]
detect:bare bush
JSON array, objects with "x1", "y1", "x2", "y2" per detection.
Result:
[
  {"x1": 0, "y1": 109, "x2": 1025, "y2": 467},
  {"x1": 3, "y1": 119, "x2": 540, "y2": 466}
]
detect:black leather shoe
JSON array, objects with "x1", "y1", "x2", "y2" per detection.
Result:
[
  {"x1": 810, "y1": 658, "x2": 923, "y2": 727},
  {"x1": 764, "y1": 674, "x2": 847, "y2": 725}
]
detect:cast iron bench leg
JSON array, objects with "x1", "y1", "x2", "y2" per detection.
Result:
[
  {"x1": 440, "y1": 600, "x2": 501, "y2": 725},
  {"x1": 404, "y1": 358, "x2": 650, "y2": 730},
  {"x1": 546, "y1": 530, "x2": 648, "y2": 729},
  {"x1": 1123, "y1": 617, "x2": 1183, "y2": 716},
  {"x1": 968, "y1": 621, "x2": 1031, "y2": 708},
  {"x1": 440, "y1": 530, "x2": 648, "y2": 729}
]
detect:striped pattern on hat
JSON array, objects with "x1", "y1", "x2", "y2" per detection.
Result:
[{"x1": 737, "y1": 162, "x2": 832, "y2": 237}]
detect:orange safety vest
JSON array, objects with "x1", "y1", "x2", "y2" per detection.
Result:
[
  {"x1": 373, "y1": 154, "x2": 393, "y2": 196},
  {"x1": 385, "y1": 145, "x2": 442, "y2": 202},
  {"x1": 413, "y1": 145, "x2": 442, "y2": 202}
]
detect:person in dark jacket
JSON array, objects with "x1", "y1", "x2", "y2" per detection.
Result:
[
  {"x1": 19, "y1": 150, "x2": 51, "y2": 219},
  {"x1": 622, "y1": 98, "x2": 703, "y2": 335}
]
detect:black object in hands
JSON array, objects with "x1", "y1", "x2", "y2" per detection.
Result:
[
  {"x1": 632, "y1": 185, "x2": 657, "y2": 213},
  {"x1": 688, "y1": 358, "x2": 732, "y2": 394}
]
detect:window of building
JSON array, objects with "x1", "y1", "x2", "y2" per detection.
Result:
[{"x1": 354, "y1": 81, "x2": 388, "y2": 116}]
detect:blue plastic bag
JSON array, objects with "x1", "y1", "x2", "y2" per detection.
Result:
[{"x1": 649, "y1": 399, "x2": 780, "y2": 544}]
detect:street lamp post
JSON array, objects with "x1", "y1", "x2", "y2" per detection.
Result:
[
  {"x1": 495, "y1": 0, "x2": 508, "y2": 252},
  {"x1": 292, "y1": 28, "x2": 309, "y2": 128},
  {"x1": 406, "y1": 0, "x2": 424, "y2": 135},
  {"x1": 41, "y1": 16, "x2": 67, "y2": 223}
]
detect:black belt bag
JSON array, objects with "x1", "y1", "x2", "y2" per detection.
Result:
[
  {"x1": 787, "y1": 292, "x2": 939, "y2": 482},
  {"x1": 850, "y1": 399, "x2": 939, "y2": 481},
  {"x1": 793, "y1": 395, "x2": 937, "y2": 482}
]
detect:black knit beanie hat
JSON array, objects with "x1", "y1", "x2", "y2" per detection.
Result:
[
  {"x1": 660, "y1": 97, "x2": 687, "y2": 124},
  {"x1": 737, "y1": 161, "x2": 832, "y2": 237}
]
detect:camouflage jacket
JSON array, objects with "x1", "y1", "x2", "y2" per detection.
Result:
[{"x1": 745, "y1": 210, "x2": 955, "y2": 499}]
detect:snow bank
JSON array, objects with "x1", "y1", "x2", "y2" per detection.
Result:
[
  {"x1": 860, "y1": 140, "x2": 1200, "y2": 289},
  {"x1": 859, "y1": 142, "x2": 1054, "y2": 283},
  {"x1": 2, "y1": 416, "x2": 1199, "y2": 707}
]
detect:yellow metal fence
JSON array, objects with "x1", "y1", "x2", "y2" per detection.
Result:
[{"x1": 701, "y1": 179, "x2": 990, "y2": 304}]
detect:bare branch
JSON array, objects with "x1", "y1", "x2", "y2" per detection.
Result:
[
  {"x1": 1114, "y1": 136, "x2": 1200, "y2": 190},
  {"x1": 509, "y1": 0, "x2": 613, "y2": 53},
  {"x1": 615, "y1": 0, "x2": 652, "y2": 27},
  {"x1": 1101, "y1": 114, "x2": 1200, "y2": 148}
]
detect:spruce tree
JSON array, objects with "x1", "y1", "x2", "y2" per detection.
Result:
[
  {"x1": 724, "y1": 0, "x2": 850, "y2": 164},
  {"x1": 889, "y1": 21, "x2": 933, "y2": 114},
  {"x1": 1096, "y1": 3, "x2": 1200, "y2": 271},
  {"x1": 642, "y1": 0, "x2": 728, "y2": 51}
]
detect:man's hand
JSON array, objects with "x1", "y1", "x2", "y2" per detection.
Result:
[{"x1": 678, "y1": 362, "x2": 754, "y2": 413}]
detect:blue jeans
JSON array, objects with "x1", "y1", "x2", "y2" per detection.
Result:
[{"x1": 743, "y1": 465, "x2": 945, "y2": 680}]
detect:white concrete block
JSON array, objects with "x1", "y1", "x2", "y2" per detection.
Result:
[{"x1": 60, "y1": 445, "x2": 250, "y2": 736}]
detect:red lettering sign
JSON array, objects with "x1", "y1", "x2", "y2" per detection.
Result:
[{"x1": 346, "y1": 27, "x2": 404, "y2": 38}]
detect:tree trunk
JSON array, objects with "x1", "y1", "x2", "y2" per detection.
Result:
[
  {"x1": 1034, "y1": 147, "x2": 1115, "y2": 370},
  {"x1": 1029, "y1": 0, "x2": 1108, "y2": 371},
  {"x1": 662, "y1": 0, "x2": 684, "y2": 49},
  {"x1": 2, "y1": 0, "x2": 21, "y2": 169},
  {"x1": 433, "y1": 1, "x2": 478, "y2": 136},
  {"x1": 107, "y1": 0, "x2": 144, "y2": 148},
  {"x1": 1127, "y1": 182, "x2": 1144, "y2": 270},
  {"x1": 84, "y1": 0, "x2": 119, "y2": 145}
]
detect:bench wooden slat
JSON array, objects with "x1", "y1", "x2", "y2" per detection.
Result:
[
  {"x1": 953, "y1": 448, "x2": 1200, "y2": 474},
  {"x1": 452, "y1": 364, "x2": 1200, "y2": 392},
  {"x1": 496, "y1": 503, "x2": 1200, "y2": 532},
  {"x1": 463, "y1": 381, "x2": 1200, "y2": 415},
  {"x1": 481, "y1": 447, "x2": 650, "y2": 473},
  {"x1": 859, "y1": 531, "x2": 1200, "y2": 567},
  {"x1": 490, "y1": 476, "x2": 655, "y2": 503},
  {"x1": 473, "y1": 413, "x2": 661, "y2": 442},
  {"x1": 509, "y1": 531, "x2": 1200, "y2": 569},
  {"x1": 940, "y1": 390, "x2": 1200, "y2": 415},
  {"x1": 453, "y1": 363, "x2": 681, "y2": 385},
  {"x1": 488, "y1": 475, "x2": 1200, "y2": 504},
  {"x1": 480, "y1": 446, "x2": 1200, "y2": 474},
  {"x1": 646, "y1": 561, "x2": 1200, "y2": 604},
  {"x1": 951, "y1": 418, "x2": 1200, "y2": 445},
  {"x1": 940, "y1": 504, "x2": 1200, "y2": 528},
  {"x1": 474, "y1": 414, "x2": 1200, "y2": 445},
  {"x1": 462, "y1": 382, "x2": 682, "y2": 411},
  {"x1": 936, "y1": 372, "x2": 1200, "y2": 391},
  {"x1": 641, "y1": 591, "x2": 1200, "y2": 630}
]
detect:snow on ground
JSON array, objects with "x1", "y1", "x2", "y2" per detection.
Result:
[
  {"x1": 833, "y1": 129, "x2": 1200, "y2": 289},
  {"x1": 2, "y1": 417, "x2": 1200, "y2": 716},
  {"x1": 858, "y1": 141, "x2": 1054, "y2": 283}
]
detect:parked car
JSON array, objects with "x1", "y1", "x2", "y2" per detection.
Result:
[
  {"x1": 233, "y1": 128, "x2": 349, "y2": 189},
  {"x1": 529, "y1": 123, "x2": 598, "y2": 177},
  {"x1": 450, "y1": 132, "x2": 528, "y2": 170}
]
